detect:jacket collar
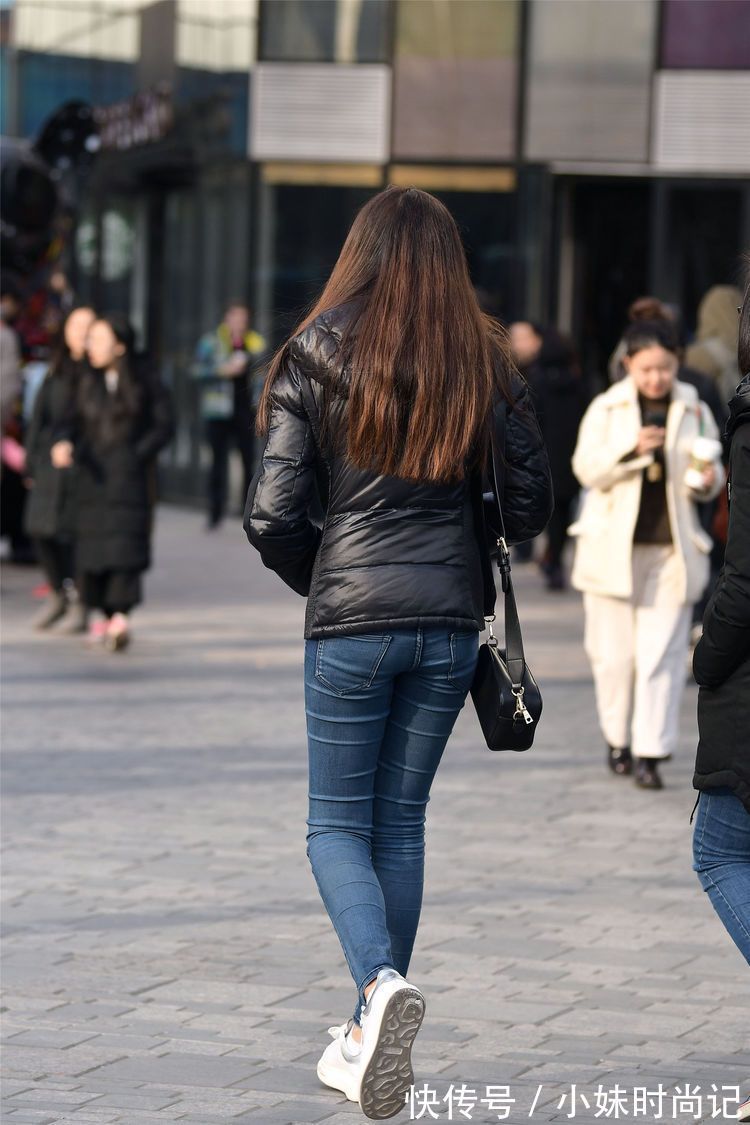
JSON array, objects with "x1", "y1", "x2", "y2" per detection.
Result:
[{"x1": 726, "y1": 373, "x2": 750, "y2": 439}]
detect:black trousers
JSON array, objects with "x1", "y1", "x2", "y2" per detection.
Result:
[
  {"x1": 546, "y1": 494, "x2": 578, "y2": 571},
  {"x1": 206, "y1": 413, "x2": 255, "y2": 526},
  {"x1": 34, "y1": 537, "x2": 74, "y2": 592},
  {"x1": 81, "y1": 569, "x2": 142, "y2": 616}
]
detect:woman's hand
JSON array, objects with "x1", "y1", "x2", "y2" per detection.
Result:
[
  {"x1": 700, "y1": 465, "x2": 717, "y2": 492},
  {"x1": 634, "y1": 426, "x2": 666, "y2": 457},
  {"x1": 50, "y1": 440, "x2": 73, "y2": 469},
  {"x1": 218, "y1": 354, "x2": 247, "y2": 378}
]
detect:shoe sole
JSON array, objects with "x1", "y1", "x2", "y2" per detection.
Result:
[{"x1": 359, "y1": 986, "x2": 425, "y2": 1120}]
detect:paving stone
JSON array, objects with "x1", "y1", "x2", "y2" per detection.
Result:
[
  {"x1": 2, "y1": 507, "x2": 749, "y2": 1121},
  {"x1": 83, "y1": 1053, "x2": 260, "y2": 1088}
]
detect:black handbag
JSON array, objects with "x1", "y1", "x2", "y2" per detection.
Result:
[{"x1": 469, "y1": 400, "x2": 543, "y2": 752}]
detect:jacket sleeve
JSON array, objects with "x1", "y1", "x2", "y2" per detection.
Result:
[
  {"x1": 243, "y1": 360, "x2": 322, "y2": 596},
  {"x1": 502, "y1": 378, "x2": 554, "y2": 544},
  {"x1": 571, "y1": 394, "x2": 652, "y2": 491},
  {"x1": 134, "y1": 373, "x2": 175, "y2": 464},
  {"x1": 190, "y1": 334, "x2": 219, "y2": 380},
  {"x1": 23, "y1": 376, "x2": 49, "y2": 479},
  {"x1": 692, "y1": 427, "x2": 750, "y2": 689}
]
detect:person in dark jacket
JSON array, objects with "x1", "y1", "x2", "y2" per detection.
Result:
[
  {"x1": 51, "y1": 314, "x2": 174, "y2": 652},
  {"x1": 691, "y1": 278, "x2": 750, "y2": 974},
  {"x1": 23, "y1": 305, "x2": 95, "y2": 631},
  {"x1": 510, "y1": 322, "x2": 588, "y2": 589},
  {"x1": 244, "y1": 186, "x2": 552, "y2": 1120}
]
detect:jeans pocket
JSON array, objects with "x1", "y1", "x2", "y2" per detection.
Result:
[
  {"x1": 315, "y1": 634, "x2": 393, "y2": 696},
  {"x1": 448, "y1": 630, "x2": 480, "y2": 689}
]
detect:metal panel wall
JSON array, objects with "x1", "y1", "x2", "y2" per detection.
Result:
[
  {"x1": 652, "y1": 71, "x2": 750, "y2": 172},
  {"x1": 524, "y1": 0, "x2": 657, "y2": 163},
  {"x1": 250, "y1": 62, "x2": 390, "y2": 162},
  {"x1": 392, "y1": 0, "x2": 519, "y2": 162}
]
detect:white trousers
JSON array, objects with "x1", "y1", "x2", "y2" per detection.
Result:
[{"x1": 583, "y1": 545, "x2": 692, "y2": 760}]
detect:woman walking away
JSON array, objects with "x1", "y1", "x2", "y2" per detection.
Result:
[
  {"x1": 23, "y1": 305, "x2": 95, "y2": 632},
  {"x1": 569, "y1": 320, "x2": 724, "y2": 789},
  {"x1": 244, "y1": 185, "x2": 553, "y2": 1120},
  {"x1": 51, "y1": 314, "x2": 173, "y2": 652},
  {"x1": 692, "y1": 278, "x2": 750, "y2": 986}
]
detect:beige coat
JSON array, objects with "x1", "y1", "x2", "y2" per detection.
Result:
[{"x1": 569, "y1": 377, "x2": 724, "y2": 604}]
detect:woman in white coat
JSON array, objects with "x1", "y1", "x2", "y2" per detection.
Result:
[{"x1": 570, "y1": 320, "x2": 724, "y2": 789}]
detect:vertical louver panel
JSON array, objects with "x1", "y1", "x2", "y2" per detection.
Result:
[
  {"x1": 250, "y1": 63, "x2": 391, "y2": 162},
  {"x1": 652, "y1": 71, "x2": 750, "y2": 171}
]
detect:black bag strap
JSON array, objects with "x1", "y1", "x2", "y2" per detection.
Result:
[{"x1": 476, "y1": 399, "x2": 527, "y2": 690}]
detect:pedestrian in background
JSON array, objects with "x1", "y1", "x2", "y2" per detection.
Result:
[
  {"x1": 23, "y1": 305, "x2": 95, "y2": 632},
  {"x1": 510, "y1": 321, "x2": 588, "y2": 589},
  {"x1": 1, "y1": 284, "x2": 32, "y2": 563},
  {"x1": 608, "y1": 295, "x2": 729, "y2": 634},
  {"x1": 192, "y1": 301, "x2": 266, "y2": 529},
  {"x1": 692, "y1": 277, "x2": 750, "y2": 983},
  {"x1": 686, "y1": 284, "x2": 742, "y2": 404},
  {"x1": 245, "y1": 186, "x2": 552, "y2": 1120},
  {"x1": 570, "y1": 320, "x2": 723, "y2": 789},
  {"x1": 51, "y1": 314, "x2": 173, "y2": 652},
  {"x1": 609, "y1": 296, "x2": 727, "y2": 429}
]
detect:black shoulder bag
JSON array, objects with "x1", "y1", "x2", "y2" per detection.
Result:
[{"x1": 469, "y1": 399, "x2": 543, "y2": 752}]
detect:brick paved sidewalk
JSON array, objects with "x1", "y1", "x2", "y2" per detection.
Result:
[{"x1": 1, "y1": 506, "x2": 748, "y2": 1124}]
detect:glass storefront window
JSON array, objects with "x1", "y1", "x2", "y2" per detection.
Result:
[
  {"x1": 259, "y1": 0, "x2": 390, "y2": 64},
  {"x1": 265, "y1": 182, "x2": 374, "y2": 343},
  {"x1": 264, "y1": 181, "x2": 518, "y2": 340},
  {"x1": 661, "y1": 0, "x2": 750, "y2": 69},
  {"x1": 524, "y1": 0, "x2": 656, "y2": 162},
  {"x1": 392, "y1": 0, "x2": 519, "y2": 161}
]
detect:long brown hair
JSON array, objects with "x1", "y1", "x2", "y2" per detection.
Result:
[{"x1": 256, "y1": 185, "x2": 515, "y2": 483}]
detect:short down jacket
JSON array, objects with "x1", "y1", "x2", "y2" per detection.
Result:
[
  {"x1": 693, "y1": 373, "x2": 750, "y2": 813},
  {"x1": 244, "y1": 299, "x2": 553, "y2": 638}
]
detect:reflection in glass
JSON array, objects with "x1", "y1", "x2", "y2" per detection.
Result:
[{"x1": 260, "y1": 0, "x2": 389, "y2": 64}]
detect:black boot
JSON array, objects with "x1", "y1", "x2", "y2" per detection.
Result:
[
  {"x1": 634, "y1": 757, "x2": 663, "y2": 790},
  {"x1": 607, "y1": 744, "x2": 633, "y2": 776},
  {"x1": 31, "y1": 591, "x2": 68, "y2": 631}
]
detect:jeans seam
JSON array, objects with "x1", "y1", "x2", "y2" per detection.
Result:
[
  {"x1": 412, "y1": 628, "x2": 423, "y2": 670},
  {"x1": 701, "y1": 870, "x2": 750, "y2": 944},
  {"x1": 695, "y1": 792, "x2": 709, "y2": 869},
  {"x1": 314, "y1": 635, "x2": 392, "y2": 695}
]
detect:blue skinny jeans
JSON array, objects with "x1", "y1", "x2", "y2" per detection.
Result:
[
  {"x1": 692, "y1": 786, "x2": 750, "y2": 965},
  {"x1": 304, "y1": 626, "x2": 479, "y2": 1026}
]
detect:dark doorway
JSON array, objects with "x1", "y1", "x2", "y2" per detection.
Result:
[{"x1": 567, "y1": 179, "x2": 651, "y2": 390}]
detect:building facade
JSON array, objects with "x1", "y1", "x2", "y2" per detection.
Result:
[{"x1": 3, "y1": 0, "x2": 750, "y2": 503}]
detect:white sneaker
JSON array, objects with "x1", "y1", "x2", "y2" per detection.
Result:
[
  {"x1": 316, "y1": 1018, "x2": 362, "y2": 1102},
  {"x1": 357, "y1": 967, "x2": 426, "y2": 1120},
  {"x1": 738, "y1": 1092, "x2": 750, "y2": 1122}
]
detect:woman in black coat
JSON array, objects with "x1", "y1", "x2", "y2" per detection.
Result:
[
  {"x1": 691, "y1": 278, "x2": 750, "y2": 977},
  {"x1": 23, "y1": 306, "x2": 95, "y2": 630},
  {"x1": 52, "y1": 314, "x2": 174, "y2": 651},
  {"x1": 510, "y1": 323, "x2": 588, "y2": 589},
  {"x1": 244, "y1": 186, "x2": 552, "y2": 1120}
]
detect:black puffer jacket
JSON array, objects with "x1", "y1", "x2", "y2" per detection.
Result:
[
  {"x1": 693, "y1": 373, "x2": 750, "y2": 813},
  {"x1": 244, "y1": 300, "x2": 553, "y2": 638},
  {"x1": 23, "y1": 357, "x2": 82, "y2": 540},
  {"x1": 71, "y1": 363, "x2": 174, "y2": 574}
]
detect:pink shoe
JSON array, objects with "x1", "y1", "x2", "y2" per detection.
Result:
[
  {"x1": 105, "y1": 613, "x2": 131, "y2": 652},
  {"x1": 86, "y1": 619, "x2": 108, "y2": 645}
]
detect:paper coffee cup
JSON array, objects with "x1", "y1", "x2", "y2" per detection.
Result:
[{"x1": 684, "y1": 436, "x2": 722, "y2": 490}]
